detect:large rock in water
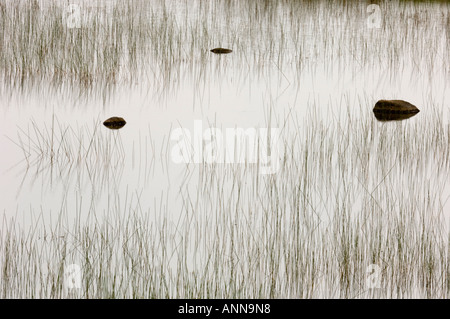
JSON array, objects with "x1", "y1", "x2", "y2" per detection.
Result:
[
  {"x1": 103, "y1": 117, "x2": 126, "y2": 129},
  {"x1": 373, "y1": 100, "x2": 420, "y2": 121},
  {"x1": 373, "y1": 100, "x2": 420, "y2": 114}
]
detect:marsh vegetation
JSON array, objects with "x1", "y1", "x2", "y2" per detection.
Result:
[{"x1": 0, "y1": 0, "x2": 449, "y2": 298}]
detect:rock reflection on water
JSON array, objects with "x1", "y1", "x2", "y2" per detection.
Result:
[{"x1": 373, "y1": 111, "x2": 420, "y2": 122}]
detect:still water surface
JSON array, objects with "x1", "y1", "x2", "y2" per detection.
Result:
[{"x1": 0, "y1": 0, "x2": 449, "y2": 298}]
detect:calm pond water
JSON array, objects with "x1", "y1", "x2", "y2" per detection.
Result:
[{"x1": 0, "y1": 0, "x2": 449, "y2": 298}]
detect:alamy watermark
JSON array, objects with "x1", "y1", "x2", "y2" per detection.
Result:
[
  {"x1": 64, "y1": 263, "x2": 82, "y2": 296},
  {"x1": 64, "y1": 4, "x2": 81, "y2": 29},
  {"x1": 366, "y1": 4, "x2": 382, "y2": 29},
  {"x1": 366, "y1": 263, "x2": 382, "y2": 289},
  {"x1": 170, "y1": 120, "x2": 280, "y2": 174},
  {"x1": 63, "y1": 3, "x2": 112, "y2": 29}
]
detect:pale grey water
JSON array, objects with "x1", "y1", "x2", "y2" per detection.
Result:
[
  {"x1": 0, "y1": 0, "x2": 449, "y2": 298},
  {"x1": 1, "y1": 1, "x2": 448, "y2": 225}
]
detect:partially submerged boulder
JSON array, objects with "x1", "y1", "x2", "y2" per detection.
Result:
[
  {"x1": 103, "y1": 117, "x2": 126, "y2": 129},
  {"x1": 373, "y1": 100, "x2": 420, "y2": 114},
  {"x1": 210, "y1": 48, "x2": 233, "y2": 54}
]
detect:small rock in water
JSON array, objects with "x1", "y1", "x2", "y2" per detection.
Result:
[
  {"x1": 210, "y1": 48, "x2": 233, "y2": 54},
  {"x1": 103, "y1": 117, "x2": 126, "y2": 129},
  {"x1": 373, "y1": 100, "x2": 420, "y2": 114}
]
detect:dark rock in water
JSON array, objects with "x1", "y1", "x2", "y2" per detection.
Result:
[
  {"x1": 373, "y1": 100, "x2": 420, "y2": 114},
  {"x1": 103, "y1": 117, "x2": 126, "y2": 129},
  {"x1": 210, "y1": 48, "x2": 233, "y2": 54},
  {"x1": 373, "y1": 100, "x2": 420, "y2": 121},
  {"x1": 373, "y1": 112, "x2": 419, "y2": 122}
]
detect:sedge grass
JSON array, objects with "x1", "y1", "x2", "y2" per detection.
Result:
[{"x1": 2, "y1": 98, "x2": 449, "y2": 298}]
